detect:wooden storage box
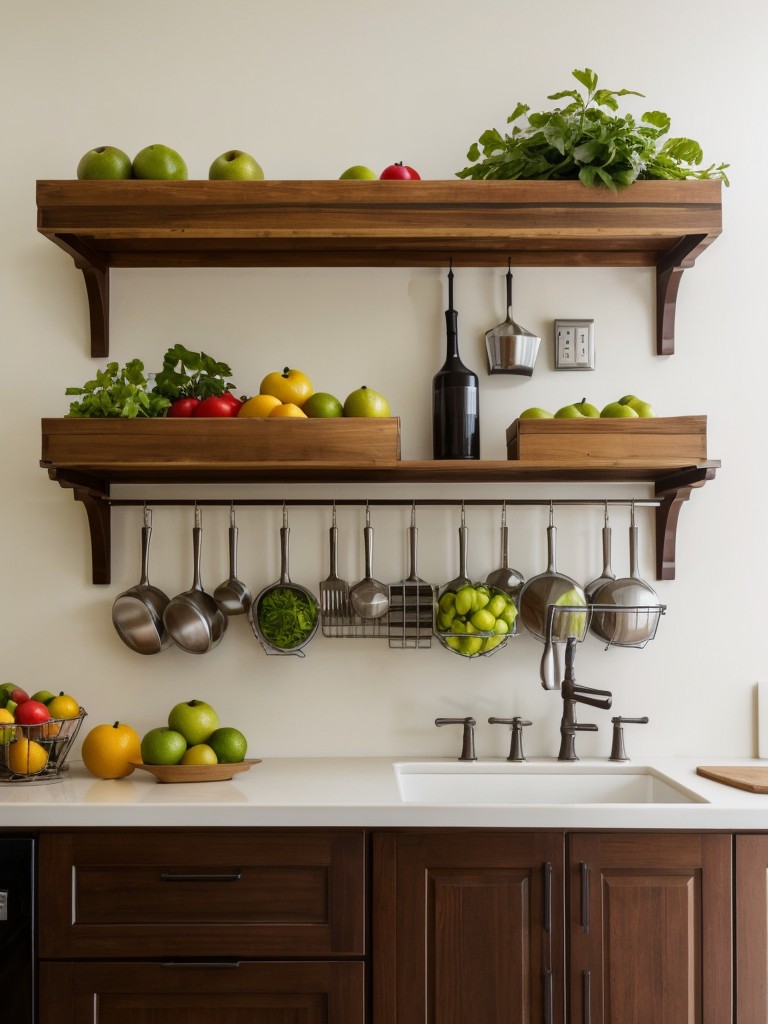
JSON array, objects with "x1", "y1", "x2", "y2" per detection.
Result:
[
  {"x1": 41, "y1": 417, "x2": 401, "y2": 468},
  {"x1": 506, "y1": 415, "x2": 706, "y2": 465}
]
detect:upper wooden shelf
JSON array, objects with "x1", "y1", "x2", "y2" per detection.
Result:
[{"x1": 36, "y1": 179, "x2": 722, "y2": 358}]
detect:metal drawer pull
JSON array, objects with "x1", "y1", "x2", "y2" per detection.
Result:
[
  {"x1": 162, "y1": 960, "x2": 241, "y2": 969},
  {"x1": 159, "y1": 872, "x2": 242, "y2": 882},
  {"x1": 580, "y1": 861, "x2": 589, "y2": 933},
  {"x1": 582, "y1": 969, "x2": 591, "y2": 1024}
]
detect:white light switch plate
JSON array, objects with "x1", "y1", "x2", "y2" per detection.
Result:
[{"x1": 758, "y1": 681, "x2": 768, "y2": 758}]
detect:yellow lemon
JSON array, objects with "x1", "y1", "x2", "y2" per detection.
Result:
[
  {"x1": 8, "y1": 737, "x2": 49, "y2": 775},
  {"x1": 47, "y1": 692, "x2": 81, "y2": 719},
  {"x1": 0, "y1": 708, "x2": 16, "y2": 744},
  {"x1": 238, "y1": 394, "x2": 282, "y2": 417},
  {"x1": 269, "y1": 403, "x2": 307, "y2": 418}
]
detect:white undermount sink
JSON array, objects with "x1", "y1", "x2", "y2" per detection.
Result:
[{"x1": 394, "y1": 761, "x2": 707, "y2": 805}]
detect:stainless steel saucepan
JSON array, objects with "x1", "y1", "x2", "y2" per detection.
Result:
[
  {"x1": 112, "y1": 507, "x2": 171, "y2": 655},
  {"x1": 163, "y1": 506, "x2": 228, "y2": 654}
]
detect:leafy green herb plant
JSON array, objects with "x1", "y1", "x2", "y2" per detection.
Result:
[
  {"x1": 152, "y1": 344, "x2": 237, "y2": 402},
  {"x1": 457, "y1": 68, "x2": 729, "y2": 190},
  {"x1": 65, "y1": 360, "x2": 171, "y2": 418},
  {"x1": 256, "y1": 587, "x2": 318, "y2": 650}
]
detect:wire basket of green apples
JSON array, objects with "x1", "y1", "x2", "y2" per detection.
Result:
[{"x1": 435, "y1": 583, "x2": 519, "y2": 658}]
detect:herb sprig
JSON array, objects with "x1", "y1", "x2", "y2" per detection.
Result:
[
  {"x1": 457, "y1": 68, "x2": 729, "y2": 190},
  {"x1": 65, "y1": 360, "x2": 170, "y2": 418},
  {"x1": 152, "y1": 344, "x2": 236, "y2": 402}
]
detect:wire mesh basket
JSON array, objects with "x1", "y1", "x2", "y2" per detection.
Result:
[
  {"x1": 544, "y1": 604, "x2": 666, "y2": 649},
  {"x1": 0, "y1": 710, "x2": 86, "y2": 784}
]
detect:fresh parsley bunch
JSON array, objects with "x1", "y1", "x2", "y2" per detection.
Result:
[
  {"x1": 65, "y1": 360, "x2": 170, "y2": 418},
  {"x1": 151, "y1": 344, "x2": 236, "y2": 402},
  {"x1": 457, "y1": 68, "x2": 729, "y2": 190}
]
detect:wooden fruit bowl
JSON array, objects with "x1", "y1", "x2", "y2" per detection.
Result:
[{"x1": 130, "y1": 759, "x2": 261, "y2": 784}]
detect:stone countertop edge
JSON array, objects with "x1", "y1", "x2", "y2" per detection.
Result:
[{"x1": 2, "y1": 757, "x2": 768, "y2": 830}]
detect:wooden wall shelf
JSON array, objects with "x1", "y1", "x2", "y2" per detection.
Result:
[
  {"x1": 40, "y1": 419, "x2": 718, "y2": 585},
  {"x1": 36, "y1": 179, "x2": 722, "y2": 358}
]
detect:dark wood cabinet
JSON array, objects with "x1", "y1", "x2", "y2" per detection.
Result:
[
  {"x1": 735, "y1": 834, "x2": 768, "y2": 1023},
  {"x1": 39, "y1": 960, "x2": 365, "y2": 1024},
  {"x1": 37, "y1": 829, "x2": 366, "y2": 1024},
  {"x1": 568, "y1": 833, "x2": 732, "y2": 1024},
  {"x1": 372, "y1": 831, "x2": 565, "y2": 1024}
]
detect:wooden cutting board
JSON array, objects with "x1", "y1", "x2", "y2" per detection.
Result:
[{"x1": 696, "y1": 766, "x2": 768, "y2": 793}]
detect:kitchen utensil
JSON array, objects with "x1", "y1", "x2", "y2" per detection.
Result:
[
  {"x1": 250, "y1": 507, "x2": 319, "y2": 656},
  {"x1": 388, "y1": 504, "x2": 435, "y2": 649},
  {"x1": 112, "y1": 507, "x2": 172, "y2": 655},
  {"x1": 584, "y1": 503, "x2": 616, "y2": 601},
  {"x1": 214, "y1": 505, "x2": 252, "y2": 616},
  {"x1": 484, "y1": 262, "x2": 541, "y2": 375},
  {"x1": 442, "y1": 505, "x2": 471, "y2": 595},
  {"x1": 349, "y1": 506, "x2": 389, "y2": 620},
  {"x1": 485, "y1": 502, "x2": 524, "y2": 601},
  {"x1": 519, "y1": 506, "x2": 586, "y2": 689},
  {"x1": 163, "y1": 506, "x2": 228, "y2": 655},
  {"x1": 590, "y1": 506, "x2": 662, "y2": 648},
  {"x1": 696, "y1": 766, "x2": 768, "y2": 793},
  {"x1": 319, "y1": 504, "x2": 351, "y2": 638}
]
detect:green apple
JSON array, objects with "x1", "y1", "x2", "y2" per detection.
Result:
[
  {"x1": 132, "y1": 144, "x2": 188, "y2": 180},
  {"x1": 519, "y1": 407, "x2": 553, "y2": 419},
  {"x1": 209, "y1": 150, "x2": 264, "y2": 180},
  {"x1": 554, "y1": 404, "x2": 585, "y2": 419},
  {"x1": 140, "y1": 727, "x2": 187, "y2": 766},
  {"x1": 620, "y1": 396, "x2": 656, "y2": 417},
  {"x1": 339, "y1": 165, "x2": 377, "y2": 180},
  {"x1": 343, "y1": 386, "x2": 390, "y2": 417},
  {"x1": 77, "y1": 146, "x2": 132, "y2": 180},
  {"x1": 168, "y1": 699, "x2": 220, "y2": 746},
  {"x1": 575, "y1": 398, "x2": 600, "y2": 417},
  {"x1": 601, "y1": 401, "x2": 639, "y2": 418},
  {"x1": 30, "y1": 690, "x2": 56, "y2": 705}
]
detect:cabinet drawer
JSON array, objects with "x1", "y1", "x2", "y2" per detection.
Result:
[
  {"x1": 40, "y1": 959, "x2": 365, "y2": 1024},
  {"x1": 39, "y1": 829, "x2": 365, "y2": 958}
]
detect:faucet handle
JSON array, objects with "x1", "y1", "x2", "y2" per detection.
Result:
[
  {"x1": 435, "y1": 717, "x2": 477, "y2": 761},
  {"x1": 488, "y1": 716, "x2": 532, "y2": 762},
  {"x1": 609, "y1": 716, "x2": 649, "y2": 762}
]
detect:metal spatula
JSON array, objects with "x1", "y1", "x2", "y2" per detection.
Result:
[{"x1": 319, "y1": 505, "x2": 350, "y2": 637}]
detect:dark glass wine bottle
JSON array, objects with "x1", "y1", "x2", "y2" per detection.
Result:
[{"x1": 432, "y1": 267, "x2": 480, "y2": 459}]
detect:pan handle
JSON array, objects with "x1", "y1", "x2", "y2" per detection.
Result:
[{"x1": 279, "y1": 526, "x2": 292, "y2": 584}]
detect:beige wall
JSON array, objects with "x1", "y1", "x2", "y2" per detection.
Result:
[{"x1": 0, "y1": 0, "x2": 761, "y2": 760}]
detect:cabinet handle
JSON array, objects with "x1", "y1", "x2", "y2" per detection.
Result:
[
  {"x1": 543, "y1": 968, "x2": 553, "y2": 1024},
  {"x1": 162, "y1": 960, "x2": 241, "y2": 969},
  {"x1": 159, "y1": 872, "x2": 242, "y2": 882},
  {"x1": 543, "y1": 861, "x2": 552, "y2": 935},
  {"x1": 580, "y1": 861, "x2": 590, "y2": 934},
  {"x1": 582, "y1": 969, "x2": 591, "y2": 1024},
  {"x1": 542, "y1": 861, "x2": 553, "y2": 1024}
]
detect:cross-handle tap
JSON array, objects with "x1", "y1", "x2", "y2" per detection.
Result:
[
  {"x1": 435, "y1": 717, "x2": 477, "y2": 761},
  {"x1": 558, "y1": 637, "x2": 612, "y2": 762},
  {"x1": 488, "y1": 716, "x2": 532, "y2": 761}
]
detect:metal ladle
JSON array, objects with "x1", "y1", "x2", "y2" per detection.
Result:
[
  {"x1": 214, "y1": 504, "x2": 252, "y2": 616},
  {"x1": 485, "y1": 502, "x2": 524, "y2": 602},
  {"x1": 112, "y1": 506, "x2": 171, "y2": 655},
  {"x1": 349, "y1": 505, "x2": 389, "y2": 620}
]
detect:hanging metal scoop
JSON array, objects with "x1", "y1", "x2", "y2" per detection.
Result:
[{"x1": 485, "y1": 262, "x2": 541, "y2": 375}]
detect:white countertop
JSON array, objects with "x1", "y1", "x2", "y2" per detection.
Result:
[{"x1": 3, "y1": 757, "x2": 768, "y2": 829}]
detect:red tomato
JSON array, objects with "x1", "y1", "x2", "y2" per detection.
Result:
[
  {"x1": 194, "y1": 395, "x2": 239, "y2": 417},
  {"x1": 218, "y1": 392, "x2": 244, "y2": 414},
  {"x1": 168, "y1": 397, "x2": 201, "y2": 417},
  {"x1": 380, "y1": 161, "x2": 421, "y2": 180}
]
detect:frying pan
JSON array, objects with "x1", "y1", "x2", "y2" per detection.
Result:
[
  {"x1": 163, "y1": 506, "x2": 228, "y2": 654},
  {"x1": 112, "y1": 507, "x2": 171, "y2": 655},
  {"x1": 585, "y1": 503, "x2": 616, "y2": 600}
]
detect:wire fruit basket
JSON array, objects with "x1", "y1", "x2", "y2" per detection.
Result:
[{"x1": 0, "y1": 710, "x2": 86, "y2": 784}]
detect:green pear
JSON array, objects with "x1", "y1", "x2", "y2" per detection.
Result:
[
  {"x1": 519, "y1": 407, "x2": 553, "y2": 419},
  {"x1": 554, "y1": 404, "x2": 585, "y2": 419},
  {"x1": 623, "y1": 396, "x2": 656, "y2": 417},
  {"x1": 601, "y1": 402, "x2": 639, "y2": 418},
  {"x1": 575, "y1": 398, "x2": 600, "y2": 417}
]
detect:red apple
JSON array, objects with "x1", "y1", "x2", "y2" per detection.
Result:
[
  {"x1": 14, "y1": 700, "x2": 52, "y2": 725},
  {"x1": 0, "y1": 684, "x2": 29, "y2": 707},
  {"x1": 380, "y1": 161, "x2": 421, "y2": 180}
]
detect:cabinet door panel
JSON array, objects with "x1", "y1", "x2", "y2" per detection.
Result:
[
  {"x1": 735, "y1": 834, "x2": 768, "y2": 1024},
  {"x1": 373, "y1": 831, "x2": 564, "y2": 1024},
  {"x1": 40, "y1": 960, "x2": 364, "y2": 1024},
  {"x1": 569, "y1": 833, "x2": 731, "y2": 1024},
  {"x1": 39, "y1": 829, "x2": 365, "y2": 958}
]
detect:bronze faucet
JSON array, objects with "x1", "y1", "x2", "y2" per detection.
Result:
[{"x1": 558, "y1": 637, "x2": 612, "y2": 762}]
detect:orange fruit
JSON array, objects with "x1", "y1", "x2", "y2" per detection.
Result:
[
  {"x1": 269, "y1": 403, "x2": 307, "y2": 418},
  {"x1": 81, "y1": 721, "x2": 142, "y2": 779},
  {"x1": 47, "y1": 692, "x2": 81, "y2": 719},
  {"x1": 8, "y1": 737, "x2": 49, "y2": 775},
  {"x1": 238, "y1": 394, "x2": 282, "y2": 417},
  {"x1": 259, "y1": 367, "x2": 313, "y2": 407}
]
